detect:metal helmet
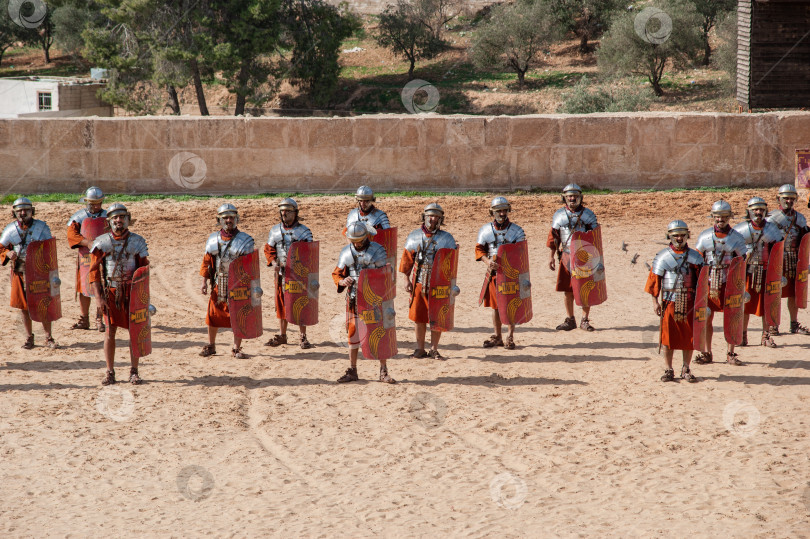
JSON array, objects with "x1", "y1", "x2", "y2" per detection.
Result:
[
  {"x1": 346, "y1": 221, "x2": 370, "y2": 242},
  {"x1": 106, "y1": 202, "x2": 131, "y2": 228},
  {"x1": 80, "y1": 186, "x2": 104, "y2": 204},
  {"x1": 666, "y1": 219, "x2": 690, "y2": 240},
  {"x1": 710, "y1": 199, "x2": 733, "y2": 217},
  {"x1": 489, "y1": 196, "x2": 511, "y2": 213},
  {"x1": 278, "y1": 198, "x2": 299, "y2": 212},
  {"x1": 746, "y1": 196, "x2": 767, "y2": 220},
  {"x1": 355, "y1": 185, "x2": 375, "y2": 202},
  {"x1": 777, "y1": 184, "x2": 798, "y2": 199},
  {"x1": 423, "y1": 202, "x2": 445, "y2": 226},
  {"x1": 217, "y1": 203, "x2": 239, "y2": 226},
  {"x1": 12, "y1": 197, "x2": 34, "y2": 218},
  {"x1": 561, "y1": 183, "x2": 583, "y2": 206}
]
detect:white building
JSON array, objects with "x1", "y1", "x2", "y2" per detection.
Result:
[{"x1": 0, "y1": 76, "x2": 113, "y2": 118}]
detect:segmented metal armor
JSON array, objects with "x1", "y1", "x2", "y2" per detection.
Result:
[
  {"x1": 551, "y1": 207, "x2": 598, "y2": 253},
  {"x1": 266, "y1": 222, "x2": 313, "y2": 273},
  {"x1": 651, "y1": 247, "x2": 704, "y2": 321},
  {"x1": 694, "y1": 227, "x2": 746, "y2": 296},
  {"x1": 733, "y1": 220, "x2": 783, "y2": 292},
  {"x1": 205, "y1": 231, "x2": 254, "y2": 303},
  {"x1": 67, "y1": 208, "x2": 107, "y2": 227},
  {"x1": 404, "y1": 228, "x2": 456, "y2": 289},
  {"x1": 0, "y1": 220, "x2": 52, "y2": 273},
  {"x1": 767, "y1": 209, "x2": 808, "y2": 278},
  {"x1": 337, "y1": 241, "x2": 387, "y2": 301},
  {"x1": 476, "y1": 222, "x2": 526, "y2": 257},
  {"x1": 346, "y1": 207, "x2": 390, "y2": 232},
  {"x1": 91, "y1": 232, "x2": 149, "y2": 284}
]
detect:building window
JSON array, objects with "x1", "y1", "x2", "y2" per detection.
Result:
[{"x1": 38, "y1": 92, "x2": 52, "y2": 111}]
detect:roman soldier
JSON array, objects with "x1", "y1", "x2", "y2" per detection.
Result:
[
  {"x1": 66, "y1": 186, "x2": 107, "y2": 332},
  {"x1": 199, "y1": 204, "x2": 256, "y2": 359},
  {"x1": 733, "y1": 197, "x2": 783, "y2": 347},
  {"x1": 399, "y1": 202, "x2": 457, "y2": 360},
  {"x1": 475, "y1": 196, "x2": 525, "y2": 349},
  {"x1": 766, "y1": 184, "x2": 810, "y2": 336},
  {"x1": 345, "y1": 185, "x2": 391, "y2": 234},
  {"x1": 89, "y1": 203, "x2": 149, "y2": 385},
  {"x1": 547, "y1": 184, "x2": 600, "y2": 331},
  {"x1": 264, "y1": 198, "x2": 314, "y2": 349},
  {"x1": 694, "y1": 200, "x2": 747, "y2": 366},
  {"x1": 333, "y1": 221, "x2": 395, "y2": 383},
  {"x1": 645, "y1": 220, "x2": 704, "y2": 382},
  {"x1": 0, "y1": 197, "x2": 58, "y2": 349}
]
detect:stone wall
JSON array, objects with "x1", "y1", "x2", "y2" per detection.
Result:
[
  {"x1": 327, "y1": 0, "x2": 493, "y2": 14},
  {"x1": 0, "y1": 113, "x2": 807, "y2": 196}
]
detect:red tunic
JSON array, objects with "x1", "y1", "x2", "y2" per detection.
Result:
[
  {"x1": 332, "y1": 265, "x2": 361, "y2": 347},
  {"x1": 67, "y1": 221, "x2": 89, "y2": 295},
  {"x1": 644, "y1": 255, "x2": 697, "y2": 351},
  {"x1": 399, "y1": 242, "x2": 430, "y2": 323},
  {"x1": 475, "y1": 243, "x2": 498, "y2": 309},
  {"x1": 263, "y1": 243, "x2": 286, "y2": 319},
  {"x1": 0, "y1": 236, "x2": 28, "y2": 310},
  {"x1": 547, "y1": 228, "x2": 573, "y2": 293},
  {"x1": 88, "y1": 231, "x2": 149, "y2": 329},
  {"x1": 199, "y1": 252, "x2": 232, "y2": 328}
]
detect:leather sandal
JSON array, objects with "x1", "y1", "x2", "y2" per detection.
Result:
[
  {"x1": 660, "y1": 368, "x2": 675, "y2": 382},
  {"x1": 300, "y1": 335, "x2": 313, "y2": 349},
  {"x1": 761, "y1": 331, "x2": 777, "y2": 348},
  {"x1": 337, "y1": 367, "x2": 359, "y2": 383},
  {"x1": 681, "y1": 365, "x2": 697, "y2": 383},
  {"x1": 504, "y1": 336, "x2": 516, "y2": 350},
  {"x1": 44, "y1": 336, "x2": 58, "y2": 349},
  {"x1": 232, "y1": 346, "x2": 248, "y2": 359},
  {"x1": 790, "y1": 321, "x2": 810, "y2": 335},
  {"x1": 770, "y1": 325, "x2": 780, "y2": 336},
  {"x1": 129, "y1": 367, "x2": 142, "y2": 385},
  {"x1": 483, "y1": 334, "x2": 504, "y2": 348},
  {"x1": 579, "y1": 317, "x2": 595, "y2": 332},
  {"x1": 70, "y1": 315, "x2": 90, "y2": 330},
  {"x1": 428, "y1": 349, "x2": 446, "y2": 361},
  {"x1": 102, "y1": 369, "x2": 116, "y2": 385},
  {"x1": 726, "y1": 351, "x2": 743, "y2": 366},
  {"x1": 199, "y1": 344, "x2": 216, "y2": 357},
  {"x1": 694, "y1": 352, "x2": 713, "y2": 365},
  {"x1": 21, "y1": 334, "x2": 34, "y2": 350},
  {"x1": 264, "y1": 334, "x2": 287, "y2": 347},
  {"x1": 379, "y1": 367, "x2": 396, "y2": 384},
  {"x1": 412, "y1": 349, "x2": 428, "y2": 358},
  {"x1": 556, "y1": 316, "x2": 576, "y2": 331}
]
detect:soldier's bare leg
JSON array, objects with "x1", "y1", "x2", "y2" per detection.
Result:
[
  {"x1": 280, "y1": 318, "x2": 288, "y2": 337},
  {"x1": 506, "y1": 323, "x2": 515, "y2": 342},
  {"x1": 104, "y1": 325, "x2": 117, "y2": 372},
  {"x1": 79, "y1": 294, "x2": 91, "y2": 318},
  {"x1": 704, "y1": 310, "x2": 714, "y2": 354},
  {"x1": 429, "y1": 330, "x2": 441, "y2": 351},
  {"x1": 661, "y1": 346, "x2": 675, "y2": 381},
  {"x1": 492, "y1": 310, "x2": 502, "y2": 339},
  {"x1": 208, "y1": 326, "x2": 218, "y2": 345},
  {"x1": 564, "y1": 291, "x2": 575, "y2": 317},
  {"x1": 20, "y1": 309, "x2": 33, "y2": 338},
  {"x1": 415, "y1": 322, "x2": 427, "y2": 350},
  {"x1": 681, "y1": 350, "x2": 696, "y2": 381}
]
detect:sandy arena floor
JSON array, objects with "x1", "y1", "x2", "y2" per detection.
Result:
[{"x1": 1, "y1": 190, "x2": 809, "y2": 537}]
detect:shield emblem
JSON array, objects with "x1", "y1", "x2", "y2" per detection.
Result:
[
  {"x1": 428, "y1": 247, "x2": 460, "y2": 332},
  {"x1": 356, "y1": 266, "x2": 397, "y2": 360},
  {"x1": 24, "y1": 238, "x2": 62, "y2": 323},
  {"x1": 78, "y1": 217, "x2": 108, "y2": 297},
  {"x1": 764, "y1": 240, "x2": 785, "y2": 328},
  {"x1": 723, "y1": 256, "x2": 746, "y2": 345},
  {"x1": 692, "y1": 265, "x2": 710, "y2": 353},
  {"x1": 570, "y1": 228, "x2": 607, "y2": 308},
  {"x1": 495, "y1": 240, "x2": 532, "y2": 325},
  {"x1": 796, "y1": 234, "x2": 810, "y2": 309},
  {"x1": 373, "y1": 227, "x2": 397, "y2": 284},
  {"x1": 283, "y1": 241, "x2": 319, "y2": 326},
  {"x1": 228, "y1": 250, "x2": 263, "y2": 340},
  {"x1": 128, "y1": 266, "x2": 152, "y2": 360}
]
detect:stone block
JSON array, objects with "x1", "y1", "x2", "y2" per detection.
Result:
[
  {"x1": 484, "y1": 117, "x2": 510, "y2": 147},
  {"x1": 779, "y1": 114, "x2": 810, "y2": 144},
  {"x1": 562, "y1": 117, "x2": 627, "y2": 146},
  {"x1": 674, "y1": 115, "x2": 716, "y2": 144},
  {"x1": 446, "y1": 117, "x2": 485, "y2": 148},
  {"x1": 628, "y1": 116, "x2": 675, "y2": 146},
  {"x1": 308, "y1": 119, "x2": 353, "y2": 148},
  {"x1": 510, "y1": 117, "x2": 560, "y2": 147},
  {"x1": 247, "y1": 119, "x2": 288, "y2": 149},
  {"x1": 717, "y1": 116, "x2": 751, "y2": 145},
  {"x1": 42, "y1": 120, "x2": 94, "y2": 149}
]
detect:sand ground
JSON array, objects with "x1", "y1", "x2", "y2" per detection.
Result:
[{"x1": 1, "y1": 190, "x2": 809, "y2": 537}]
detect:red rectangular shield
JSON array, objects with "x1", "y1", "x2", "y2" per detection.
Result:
[
  {"x1": 374, "y1": 227, "x2": 397, "y2": 284},
  {"x1": 356, "y1": 266, "x2": 397, "y2": 360},
  {"x1": 78, "y1": 217, "x2": 108, "y2": 297},
  {"x1": 692, "y1": 265, "x2": 710, "y2": 353},
  {"x1": 284, "y1": 241, "x2": 319, "y2": 326},
  {"x1": 128, "y1": 266, "x2": 152, "y2": 359},
  {"x1": 764, "y1": 240, "x2": 785, "y2": 327},
  {"x1": 495, "y1": 240, "x2": 533, "y2": 325},
  {"x1": 796, "y1": 234, "x2": 810, "y2": 309},
  {"x1": 228, "y1": 250, "x2": 263, "y2": 340},
  {"x1": 24, "y1": 238, "x2": 62, "y2": 323},
  {"x1": 570, "y1": 228, "x2": 607, "y2": 308},
  {"x1": 428, "y1": 247, "x2": 459, "y2": 332},
  {"x1": 723, "y1": 256, "x2": 746, "y2": 346}
]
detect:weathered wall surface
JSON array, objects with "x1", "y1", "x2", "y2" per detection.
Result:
[
  {"x1": 0, "y1": 113, "x2": 806, "y2": 196},
  {"x1": 327, "y1": 0, "x2": 492, "y2": 14}
]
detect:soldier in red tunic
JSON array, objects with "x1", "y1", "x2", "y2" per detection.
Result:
[{"x1": 66, "y1": 186, "x2": 107, "y2": 332}]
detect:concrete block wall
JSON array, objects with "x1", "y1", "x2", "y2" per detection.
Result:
[{"x1": 0, "y1": 112, "x2": 806, "y2": 195}]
